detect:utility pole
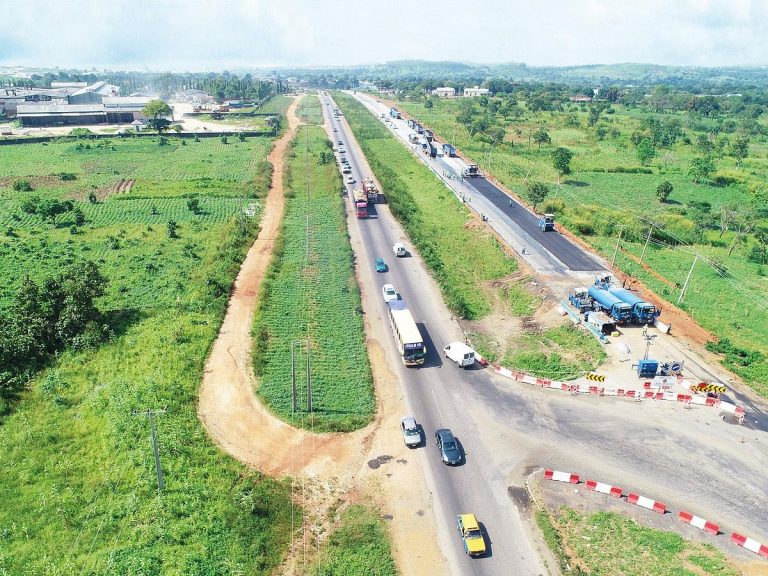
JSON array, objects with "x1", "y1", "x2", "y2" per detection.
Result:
[
  {"x1": 678, "y1": 254, "x2": 699, "y2": 305},
  {"x1": 306, "y1": 340, "x2": 312, "y2": 413},
  {"x1": 291, "y1": 339, "x2": 312, "y2": 413},
  {"x1": 611, "y1": 227, "x2": 623, "y2": 267},
  {"x1": 640, "y1": 224, "x2": 654, "y2": 264},
  {"x1": 134, "y1": 408, "x2": 166, "y2": 494}
]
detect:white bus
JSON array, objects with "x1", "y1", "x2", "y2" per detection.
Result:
[{"x1": 387, "y1": 300, "x2": 426, "y2": 366}]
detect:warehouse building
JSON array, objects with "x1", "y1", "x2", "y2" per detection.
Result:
[
  {"x1": 463, "y1": 86, "x2": 490, "y2": 97},
  {"x1": 17, "y1": 97, "x2": 149, "y2": 127},
  {"x1": 432, "y1": 87, "x2": 455, "y2": 98}
]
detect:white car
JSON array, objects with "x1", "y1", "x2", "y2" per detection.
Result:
[
  {"x1": 382, "y1": 283, "x2": 398, "y2": 302},
  {"x1": 338, "y1": 148, "x2": 346, "y2": 154},
  {"x1": 346, "y1": 175, "x2": 355, "y2": 184}
]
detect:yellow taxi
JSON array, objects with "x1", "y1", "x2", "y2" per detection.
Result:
[{"x1": 456, "y1": 513, "x2": 486, "y2": 557}]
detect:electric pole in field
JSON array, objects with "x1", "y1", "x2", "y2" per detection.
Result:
[
  {"x1": 134, "y1": 408, "x2": 167, "y2": 494},
  {"x1": 611, "y1": 227, "x2": 624, "y2": 267}
]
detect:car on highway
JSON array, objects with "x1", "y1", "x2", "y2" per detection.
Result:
[
  {"x1": 393, "y1": 242, "x2": 406, "y2": 257},
  {"x1": 444, "y1": 342, "x2": 476, "y2": 368},
  {"x1": 456, "y1": 513, "x2": 486, "y2": 556},
  {"x1": 333, "y1": 127, "x2": 337, "y2": 132},
  {"x1": 382, "y1": 283, "x2": 398, "y2": 303},
  {"x1": 346, "y1": 175, "x2": 355, "y2": 184},
  {"x1": 337, "y1": 140, "x2": 343, "y2": 145},
  {"x1": 400, "y1": 417, "x2": 421, "y2": 448},
  {"x1": 340, "y1": 157, "x2": 347, "y2": 164},
  {"x1": 435, "y1": 428, "x2": 461, "y2": 465},
  {"x1": 338, "y1": 148, "x2": 346, "y2": 154},
  {"x1": 374, "y1": 257, "x2": 388, "y2": 272}
]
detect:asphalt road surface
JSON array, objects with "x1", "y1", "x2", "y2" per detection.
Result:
[
  {"x1": 325, "y1": 98, "x2": 548, "y2": 576},
  {"x1": 461, "y1": 176, "x2": 603, "y2": 272},
  {"x1": 325, "y1": 93, "x2": 768, "y2": 571}
]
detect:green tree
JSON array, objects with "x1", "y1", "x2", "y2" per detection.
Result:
[
  {"x1": 689, "y1": 156, "x2": 716, "y2": 183},
  {"x1": 37, "y1": 199, "x2": 73, "y2": 226},
  {"x1": 187, "y1": 197, "x2": 201, "y2": 214},
  {"x1": 88, "y1": 191, "x2": 98, "y2": 204},
  {"x1": 424, "y1": 98, "x2": 434, "y2": 109},
  {"x1": 532, "y1": 129, "x2": 551, "y2": 149},
  {"x1": 72, "y1": 207, "x2": 86, "y2": 226},
  {"x1": 729, "y1": 134, "x2": 749, "y2": 166},
  {"x1": 142, "y1": 99, "x2": 173, "y2": 134},
  {"x1": 588, "y1": 105, "x2": 603, "y2": 127},
  {"x1": 656, "y1": 180, "x2": 673, "y2": 203},
  {"x1": 552, "y1": 147, "x2": 573, "y2": 178},
  {"x1": 167, "y1": 220, "x2": 179, "y2": 239},
  {"x1": 12, "y1": 179, "x2": 33, "y2": 192},
  {"x1": 526, "y1": 181, "x2": 550, "y2": 211},
  {"x1": 20, "y1": 195, "x2": 41, "y2": 214},
  {"x1": 636, "y1": 138, "x2": 656, "y2": 166}
]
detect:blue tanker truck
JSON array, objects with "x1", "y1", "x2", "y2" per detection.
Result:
[
  {"x1": 606, "y1": 286, "x2": 660, "y2": 325},
  {"x1": 587, "y1": 285, "x2": 632, "y2": 324}
]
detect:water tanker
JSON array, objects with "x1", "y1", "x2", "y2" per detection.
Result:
[
  {"x1": 606, "y1": 286, "x2": 660, "y2": 324},
  {"x1": 588, "y1": 285, "x2": 632, "y2": 324}
]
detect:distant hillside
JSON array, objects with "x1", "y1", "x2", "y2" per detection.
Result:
[{"x1": 266, "y1": 60, "x2": 768, "y2": 88}]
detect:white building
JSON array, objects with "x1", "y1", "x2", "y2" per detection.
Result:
[
  {"x1": 432, "y1": 87, "x2": 455, "y2": 98},
  {"x1": 463, "y1": 86, "x2": 490, "y2": 97}
]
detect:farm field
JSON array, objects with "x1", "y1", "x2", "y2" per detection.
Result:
[
  {"x1": 393, "y1": 96, "x2": 768, "y2": 392},
  {"x1": 252, "y1": 119, "x2": 374, "y2": 432},
  {"x1": 0, "y1": 133, "x2": 298, "y2": 573},
  {"x1": 537, "y1": 508, "x2": 740, "y2": 576}
]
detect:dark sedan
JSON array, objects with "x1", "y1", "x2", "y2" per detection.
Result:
[{"x1": 435, "y1": 428, "x2": 461, "y2": 465}]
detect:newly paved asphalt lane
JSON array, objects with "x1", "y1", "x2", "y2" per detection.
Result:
[
  {"x1": 461, "y1": 177, "x2": 603, "y2": 272},
  {"x1": 324, "y1": 97, "x2": 548, "y2": 576}
]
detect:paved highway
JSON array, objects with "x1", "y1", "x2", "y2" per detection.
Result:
[
  {"x1": 324, "y1": 97, "x2": 548, "y2": 576},
  {"x1": 325, "y1": 92, "x2": 768, "y2": 566}
]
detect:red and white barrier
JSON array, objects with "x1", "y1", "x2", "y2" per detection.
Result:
[
  {"x1": 544, "y1": 469, "x2": 579, "y2": 484},
  {"x1": 731, "y1": 533, "x2": 768, "y2": 559},
  {"x1": 586, "y1": 479, "x2": 622, "y2": 498},
  {"x1": 678, "y1": 511, "x2": 719, "y2": 535},
  {"x1": 474, "y1": 352, "x2": 489, "y2": 367},
  {"x1": 490, "y1": 365, "x2": 746, "y2": 418},
  {"x1": 627, "y1": 492, "x2": 666, "y2": 514}
]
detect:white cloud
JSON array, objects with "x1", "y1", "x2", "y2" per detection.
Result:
[{"x1": 0, "y1": 0, "x2": 766, "y2": 69}]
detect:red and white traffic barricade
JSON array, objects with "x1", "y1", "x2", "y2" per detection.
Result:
[
  {"x1": 731, "y1": 533, "x2": 768, "y2": 559},
  {"x1": 586, "y1": 479, "x2": 622, "y2": 498},
  {"x1": 678, "y1": 511, "x2": 719, "y2": 535},
  {"x1": 720, "y1": 402, "x2": 746, "y2": 423},
  {"x1": 627, "y1": 492, "x2": 666, "y2": 514},
  {"x1": 544, "y1": 469, "x2": 580, "y2": 484}
]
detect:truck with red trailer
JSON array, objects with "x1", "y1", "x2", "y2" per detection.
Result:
[{"x1": 352, "y1": 189, "x2": 368, "y2": 218}]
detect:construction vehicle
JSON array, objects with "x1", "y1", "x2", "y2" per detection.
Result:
[
  {"x1": 606, "y1": 285, "x2": 660, "y2": 325},
  {"x1": 389, "y1": 107, "x2": 401, "y2": 119},
  {"x1": 423, "y1": 129, "x2": 434, "y2": 142},
  {"x1": 587, "y1": 285, "x2": 632, "y2": 324},
  {"x1": 408, "y1": 133, "x2": 420, "y2": 144},
  {"x1": 462, "y1": 164, "x2": 481, "y2": 178},
  {"x1": 352, "y1": 189, "x2": 368, "y2": 218},
  {"x1": 568, "y1": 288, "x2": 593, "y2": 312},
  {"x1": 422, "y1": 140, "x2": 437, "y2": 158},
  {"x1": 362, "y1": 178, "x2": 378, "y2": 203},
  {"x1": 539, "y1": 213, "x2": 555, "y2": 231},
  {"x1": 585, "y1": 311, "x2": 616, "y2": 336},
  {"x1": 442, "y1": 143, "x2": 456, "y2": 157}
]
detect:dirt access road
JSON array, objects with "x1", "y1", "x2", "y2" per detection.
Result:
[{"x1": 197, "y1": 95, "x2": 446, "y2": 575}]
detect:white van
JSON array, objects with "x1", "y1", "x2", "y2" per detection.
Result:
[
  {"x1": 444, "y1": 342, "x2": 475, "y2": 368},
  {"x1": 393, "y1": 242, "x2": 406, "y2": 257}
]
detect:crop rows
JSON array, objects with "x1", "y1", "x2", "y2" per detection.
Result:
[{"x1": 253, "y1": 124, "x2": 374, "y2": 431}]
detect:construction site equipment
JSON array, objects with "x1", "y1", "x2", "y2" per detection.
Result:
[
  {"x1": 539, "y1": 213, "x2": 555, "y2": 231},
  {"x1": 362, "y1": 178, "x2": 378, "y2": 203},
  {"x1": 587, "y1": 285, "x2": 632, "y2": 324},
  {"x1": 351, "y1": 189, "x2": 368, "y2": 218},
  {"x1": 568, "y1": 288, "x2": 593, "y2": 312}
]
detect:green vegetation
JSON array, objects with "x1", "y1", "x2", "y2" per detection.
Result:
[
  {"x1": 0, "y1": 134, "x2": 298, "y2": 572},
  {"x1": 393, "y1": 94, "x2": 768, "y2": 393},
  {"x1": 306, "y1": 504, "x2": 398, "y2": 576},
  {"x1": 297, "y1": 93, "x2": 325, "y2": 125},
  {"x1": 334, "y1": 92, "x2": 518, "y2": 319},
  {"x1": 252, "y1": 118, "x2": 374, "y2": 431},
  {"x1": 540, "y1": 508, "x2": 740, "y2": 576}
]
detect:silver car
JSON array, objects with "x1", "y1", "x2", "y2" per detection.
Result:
[{"x1": 401, "y1": 417, "x2": 421, "y2": 448}]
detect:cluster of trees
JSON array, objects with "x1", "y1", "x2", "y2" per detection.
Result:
[
  {"x1": 21, "y1": 196, "x2": 84, "y2": 227},
  {"x1": 0, "y1": 261, "x2": 109, "y2": 411}
]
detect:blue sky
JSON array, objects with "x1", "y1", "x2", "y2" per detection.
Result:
[{"x1": 1, "y1": 0, "x2": 766, "y2": 70}]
